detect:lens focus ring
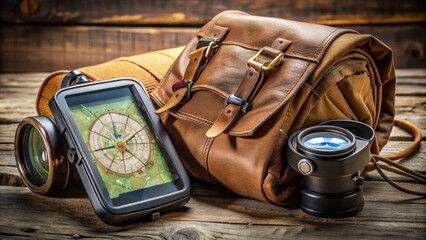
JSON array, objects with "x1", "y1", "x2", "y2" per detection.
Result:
[
  {"x1": 297, "y1": 125, "x2": 356, "y2": 158},
  {"x1": 15, "y1": 116, "x2": 69, "y2": 195}
]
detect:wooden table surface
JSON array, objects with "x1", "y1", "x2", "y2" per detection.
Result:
[{"x1": 0, "y1": 70, "x2": 425, "y2": 239}]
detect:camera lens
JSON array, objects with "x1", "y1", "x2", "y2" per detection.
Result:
[
  {"x1": 24, "y1": 126, "x2": 49, "y2": 185},
  {"x1": 297, "y1": 126, "x2": 355, "y2": 158},
  {"x1": 15, "y1": 116, "x2": 70, "y2": 195},
  {"x1": 287, "y1": 120, "x2": 375, "y2": 218},
  {"x1": 301, "y1": 132, "x2": 351, "y2": 151}
]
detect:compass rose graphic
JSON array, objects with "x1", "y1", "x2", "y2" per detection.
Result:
[{"x1": 88, "y1": 111, "x2": 153, "y2": 175}]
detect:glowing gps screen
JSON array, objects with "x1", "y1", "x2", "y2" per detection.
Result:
[{"x1": 68, "y1": 88, "x2": 177, "y2": 199}]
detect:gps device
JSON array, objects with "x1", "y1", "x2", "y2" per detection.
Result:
[{"x1": 45, "y1": 78, "x2": 191, "y2": 224}]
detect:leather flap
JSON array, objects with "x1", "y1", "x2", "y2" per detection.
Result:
[{"x1": 152, "y1": 11, "x2": 356, "y2": 136}]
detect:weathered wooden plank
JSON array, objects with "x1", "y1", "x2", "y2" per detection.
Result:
[
  {"x1": 0, "y1": 220, "x2": 424, "y2": 240},
  {"x1": 0, "y1": 124, "x2": 17, "y2": 142},
  {"x1": 0, "y1": 184, "x2": 424, "y2": 240},
  {"x1": 396, "y1": 75, "x2": 426, "y2": 96},
  {"x1": 356, "y1": 24, "x2": 426, "y2": 70},
  {"x1": 1, "y1": 0, "x2": 425, "y2": 26},
  {"x1": 0, "y1": 150, "x2": 16, "y2": 168},
  {"x1": 0, "y1": 166, "x2": 22, "y2": 187},
  {"x1": 396, "y1": 68, "x2": 426, "y2": 78},
  {"x1": 1, "y1": 23, "x2": 425, "y2": 72},
  {"x1": 390, "y1": 116, "x2": 426, "y2": 140},
  {"x1": 395, "y1": 96, "x2": 426, "y2": 118},
  {"x1": 0, "y1": 65, "x2": 424, "y2": 239},
  {"x1": 0, "y1": 26, "x2": 195, "y2": 73}
]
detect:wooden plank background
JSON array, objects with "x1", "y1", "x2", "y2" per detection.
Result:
[
  {"x1": 1, "y1": 0, "x2": 426, "y2": 72},
  {"x1": 0, "y1": 1, "x2": 425, "y2": 237},
  {"x1": 0, "y1": 70, "x2": 425, "y2": 239}
]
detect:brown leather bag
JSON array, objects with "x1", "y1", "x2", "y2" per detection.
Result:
[{"x1": 151, "y1": 11, "x2": 401, "y2": 205}]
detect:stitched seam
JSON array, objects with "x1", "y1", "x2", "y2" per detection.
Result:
[
  {"x1": 169, "y1": 109, "x2": 213, "y2": 126},
  {"x1": 318, "y1": 29, "x2": 343, "y2": 57},
  {"x1": 281, "y1": 101, "x2": 293, "y2": 133},
  {"x1": 316, "y1": 29, "x2": 355, "y2": 59},
  {"x1": 285, "y1": 53, "x2": 318, "y2": 62},
  {"x1": 202, "y1": 138, "x2": 209, "y2": 168},
  {"x1": 303, "y1": 83, "x2": 320, "y2": 98},
  {"x1": 151, "y1": 57, "x2": 178, "y2": 96},
  {"x1": 312, "y1": 29, "x2": 339, "y2": 59},
  {"x1": 153, "y1": 51, "x2": 179, "y2": 61},
  {"x1": 178, "y1": 110, "x2": 214, "y2": 125},
  {"x1": 192, "y1": 85, "x2": 229, "y2": 98},
  {"x1": 114, "y1": 59, "x2": 162, "y2": 80},
  {"x1": 222, "y1": 41, "x2": 262, "y2": 51},
  {"x1": 167, "y1": 110, "x2": 207, "y2": 126},
  {"x1": 150, "y1": 94, "x2": 165, "y2": 108},
  {"x1": 202, "y1": 137, "x2": 214, "y2": 181}
]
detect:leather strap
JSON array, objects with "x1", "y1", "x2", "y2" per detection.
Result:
[
  {"x1": 156, "y1": 25, "x2": 229, "y2": 114},
  {"x1": 155, "y1": 47, "x2": 207, "y2": 113},
  {"x1": 206, "y1": 38, "x2": 291, "y2": 138},
  {"x1": 365, "y1": 118, "x2": 425, "y2": 196}
]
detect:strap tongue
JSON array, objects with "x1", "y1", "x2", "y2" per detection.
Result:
[
  {"x1": 155, "y1": 46, "x2": 210, "y2": 114},
  {"x1": 156, "y1": 34, "x2": 227, "y2": 114}
]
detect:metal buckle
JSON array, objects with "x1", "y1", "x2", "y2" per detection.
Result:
[
  {"x1": 247, "y1": 48, "x2": 284, "y2": 72},
  {"x1": 196, "y1": 38, "x2": 220, "y2": 59},
  {"x1": 181, "y1": 80, "x2": 194, "y2": 103},
  {"x1": 171, "y1": 80, "x2": 194, "y2": 103},
  {"x1": 225, "y1": 94, "x2": 249, "y2": 113},
  {"x1": 204, "y1": 41, "x2": 219, "y2": 58}
]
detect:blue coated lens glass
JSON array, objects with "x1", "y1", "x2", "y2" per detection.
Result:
[{"x1": 302, "y1": 133, "x2": 350, "y2": 151}]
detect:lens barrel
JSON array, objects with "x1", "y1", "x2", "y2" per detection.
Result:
[
  {"x1": 15, "y1": 116, "x2": 70, "y2": 195},
  {"x1": 297, "y1": 126, "x2": 356, "y2": 158},
  {"x1": 287, "y1": 120, "x2": 374, "y2": 218}
]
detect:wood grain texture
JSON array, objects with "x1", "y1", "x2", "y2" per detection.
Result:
[
  {"x1": 1, "y1": 0, "x2": 425, "y2": 26},
  {"x1": 0, "y1": 26, "x2": 195, "y2": 73},
  {"x1": 1, "y1": 23, "x2": 425, "y2": 73},
  {"x1": 0, "y1": 70, "x2": 424, "y2": 239},
  {"x1": 0, "y1": 1, "x2": 425, "y2": 237},
  {"x1": 0, "y1": 183, "x2": 424, "y2": 240}
]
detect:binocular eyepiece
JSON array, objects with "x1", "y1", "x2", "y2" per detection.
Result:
[{"x1": 287, "y1": 120, "x2": 375, "y2": 218}]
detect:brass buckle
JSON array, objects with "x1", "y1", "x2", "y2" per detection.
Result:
[
  {"x1": 247, "y1": 48, "x2": 284, "y2": 72},
  {"x1": 204, "y1": 41, "x2": 219, "y2": 58}
]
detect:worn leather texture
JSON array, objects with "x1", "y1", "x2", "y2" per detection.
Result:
[
  {"x1": 151, "y1": 11, "x2": 396, "y2": 205},
  {"x1": 36, "y1": 46, "x2": 184, "y2": 118}
]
